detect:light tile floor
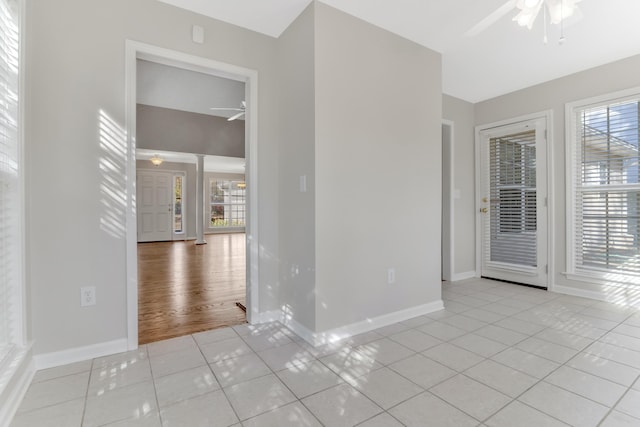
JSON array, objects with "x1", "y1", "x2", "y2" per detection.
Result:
[{"x1": 11, "y1": 278, "x2": 640, "y2": 426}]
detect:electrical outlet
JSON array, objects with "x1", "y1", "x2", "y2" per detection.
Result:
[
  {"x1": 387, "y1": 268, "x2": 396, "y2": 284},
  {"x1": 81, "y1": 286, "x2": 96, "y2": 306}
]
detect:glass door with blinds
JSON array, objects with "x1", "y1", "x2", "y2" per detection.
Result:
[{"x1": 478, "y1": 118, "x2": 548, "y2": 288}]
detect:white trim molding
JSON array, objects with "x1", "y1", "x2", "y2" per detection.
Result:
[
  {"x1": 0, "y1": 346, "x2": 33, "y2": 427},
  {"x1": 282, "y1": 301, "x2": 445, "y2": 347},
  {"x1": 442, "y1": 119, "x2": 455, "y2": 282},
  {"x1": 451, "y1": 271, "x2": 477, "y2": 281},
  {"x1": 33, "y1": 339, "x2": 128, "y2": 371},
  {"x1": 124, "y1": 41, "x2": 261, "y2": 349},
  {"x1": 563, "y1": 87, "x2": 640, "y2": 294},
  {"x1": 553, "y1": 284, "x2": 640, "y2": 307},
  {"x1": 475, "y1": 110, "x2": 554, "y2": 289}
]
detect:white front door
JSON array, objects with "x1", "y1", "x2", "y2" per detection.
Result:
[
  {"x1": 137, "y1": 171, "x2": 173, "y2": 242},
  {"x1": 478, "y1": 117, "x2": 548, "y2": 288}
]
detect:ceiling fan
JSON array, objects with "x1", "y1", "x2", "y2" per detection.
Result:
[
  {"x1": 210, "y1": 101, "x2": 246, "y2": 121},
  {"x1": 466, "y1": 0, "x2": 582, "y2": 41}
]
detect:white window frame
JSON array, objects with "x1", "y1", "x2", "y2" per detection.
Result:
[
  {"x1": 172, "y1": 173, "x2": 185, "y2": 236},
  {"x1": 0, "y1": 0, "x2": 25, "y2": 350},
  {"x1": 208, "y1": 178, "x2": 246, "y2": 231},
  {"x1": 565, "y1": 87, "x2": 640, "y2": 286},
  {"x1": 0, "y1": 0, "x2": 28, "y2": 420}
]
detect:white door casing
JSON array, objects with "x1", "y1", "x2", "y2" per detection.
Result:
[
  {"x1": 477, "y1": 116, "x2": 549, "y2": 288},
  {"x1": 125, "y1": 41, "x2": 260, "y2": 349},
  {"x1": 137, "y1": 170, "x2": 172, "y2": 242}
]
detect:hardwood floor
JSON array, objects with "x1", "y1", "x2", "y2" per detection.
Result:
[{"x1": 137, "y1": 233, "x2": 246, "y2": 345}]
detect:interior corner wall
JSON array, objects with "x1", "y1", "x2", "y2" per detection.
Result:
[
  {"x1": 313, "y1": 3, "x2": 443, "y2": 332},
  {"x1": 442, "y1": 94, "x2": 476, "y2": 277},
  {"x1": 25, "y1": 0, "x2": 280, "y2": 356},
  {"x1": 276, "y1": 3, "x2": 317, "y2": 331},
  {"x1": 474, "y1": 53, "x2": 640, "y2": 298}
]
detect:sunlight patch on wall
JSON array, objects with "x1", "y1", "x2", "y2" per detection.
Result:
[{"x1": 98, "y1": 110, "x2": 127, "y2": 239}]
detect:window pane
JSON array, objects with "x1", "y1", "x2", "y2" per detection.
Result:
[
  {"x1": 581, "y1": 101, "x2": 639, "y2": 186},
  {"x1": 174, "y1": 176, "x2": 183, "y2": 233},
  {"x1": 489, "y1": 131, "x2": 537, "y2": 267},
  {"x1": 209, "y1": 179, "x2": 246, "y2": 228},
  {"x1": 575, "y1": 97, "x2": 640, "y2": 278},
  {"x1": 578, "y1": 190, "x2": 640, "y2": 275},
  {"x1": 211, "y1": 180, "x2": 226, "y2": 203}
]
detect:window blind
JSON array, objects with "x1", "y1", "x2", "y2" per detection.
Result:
[
  {"x1": 574, "y1": 99, "x2": 640, "y2": 278},
  {"x1": 488, "y1": 130, "x2": 538, "y2": 267},
  {"x1": 0, "y1": 0, "x2": 19, "y2": 367}
]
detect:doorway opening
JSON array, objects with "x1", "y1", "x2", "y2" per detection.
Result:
[
  {"x1": 135, "y1": 152, "x2": 248, "y2": 344},
  {"x1": 124, "y1": 41, "x2": 259, "y2": 349}
]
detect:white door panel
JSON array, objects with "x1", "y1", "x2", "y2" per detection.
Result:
[
  {"x1": 478, "y1": 118, "x2": 548, "y2": 288},
  {"x1": 137, "y1": 171, "x2": 172, "y2": 242}
]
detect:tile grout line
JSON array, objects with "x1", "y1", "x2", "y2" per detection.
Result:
[
  {"x1": 486, "y1": 304, "x2": 632, "y2": 426},
  {"x1": 595, "y1": 373, "x2": 640, "y2": 427},
  {"x1": 147, "y1": 343, "x2": 165, "y2": 427},
  {"x1": 193, "y1": 332, "x2": 244, "y2": 426},
  {"x1": 79, "y1": 358, "x2": 95, "y2": 427},
  {"x1": 13, "y1": 280, "x2": 640, "y2": 427},
  {"x1": 443, "y1": 282, "x2": 636, "y2": 426}
]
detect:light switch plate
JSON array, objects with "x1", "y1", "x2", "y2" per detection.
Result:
[{"x1": 192, "y1": 25, "x2": 204, "y2": 44}]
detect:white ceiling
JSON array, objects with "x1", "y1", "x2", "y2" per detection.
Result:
[{"x1": 157, "y1": 0, "x2": 640, "y2": 103}]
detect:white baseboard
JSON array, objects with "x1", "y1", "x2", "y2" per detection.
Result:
[
  {"x1": 34, "y1": 338, "x2": 128, "y2": 371},
  {"x1": 552, "y1": 285, "x2": 614, "y2": 304},
  {"x1": 451, "y1": 271, "x2": 477, "y2": 281},
  {"x1": 249, "y1": 310, "x2": 316, "y2": 345},
  {"x1": 311, "y1": 300, "x2": 445, "y2": 346},
  {"x1": 0, "y1": 346, "x2": 35, "y2": 427},
  {"x1": 280, "y1": 316, "x2": 316, "y2": 346},
  {"x1": 252, "y1": 310, "x2": 282, "y2": 325},
  {"x1": 267, "y1": 300, "x2": 445, "y2": 347}
]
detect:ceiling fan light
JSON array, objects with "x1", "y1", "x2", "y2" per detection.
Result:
[
  {"x1": 514, "y1": 10, "x2": 536, "y2": 28},
  {"x1": 524, "y1": 0, "x2": 541, "y2": 8},
  {"x1": 547, "y1": 0, "x2": 578, "y2": 24}
]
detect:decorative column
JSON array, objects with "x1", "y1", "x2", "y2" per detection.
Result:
[{"x1": 195, "y1": 154, "x2": 207, "y2": 245}]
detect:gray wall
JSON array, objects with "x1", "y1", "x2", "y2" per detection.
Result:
[
  {"x1": 442, "y1": 95, "x2": 476, "y2": 277},
  {"x1": 314, "y1": 3, "x2": 443, "y2": 332},
  {"x1": 26, "y1": 0, "x2": 445, "y2": 356},
  {"x1": 475, "y1": 54, "x2": 640, "y2": 297},
  {"x1": 26, "y1": 0, "x2": 280, "y2": 355},
  {"x1": 137, "y1": 104, "x2": 245, "y2": 157},
  {"x1": 277, "y1": 3, "x2": 317, "y2": 331}
]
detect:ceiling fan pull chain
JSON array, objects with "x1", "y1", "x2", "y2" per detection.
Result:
[
  {"x1": 559, "y1": 0, "x2": 566, "y2": 44},
  {"x1": 543, "y1": 2, "x2": 548, "y2": 44}
]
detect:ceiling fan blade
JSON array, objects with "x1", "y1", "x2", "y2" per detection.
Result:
[
  {"x1": 465, "y1": 0, "x2": 517, "y2": 37},
  {"x1": 227, "y1": 111, "x2": 245, "y2": 121}
]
